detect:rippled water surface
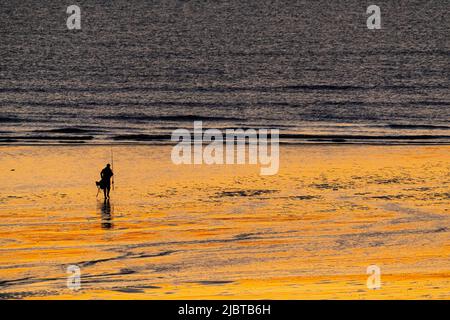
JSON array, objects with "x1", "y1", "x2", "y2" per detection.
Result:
[{"x1": 0, "y1": 1, "x2": 449, "y2": 144}]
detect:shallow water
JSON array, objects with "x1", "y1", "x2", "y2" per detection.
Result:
[{"x1": 0, "y1": 145, "x2": 448, "y2": 299}]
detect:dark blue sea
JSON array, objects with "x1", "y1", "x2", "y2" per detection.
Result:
[{"x1": 0, "y1": 0, "x2": 449, "y2": 144}]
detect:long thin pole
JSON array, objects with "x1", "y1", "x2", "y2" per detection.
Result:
[{"x1": 111, "y1": 147, "x2": 115, "y2": 191}]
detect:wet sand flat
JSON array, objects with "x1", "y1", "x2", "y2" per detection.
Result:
[{"x1": 0, "y1": 145, "x2": 449, "y2": 299}]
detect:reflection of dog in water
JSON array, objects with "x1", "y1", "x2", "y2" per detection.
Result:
[{"x1": 98, "y1": 200, "x2": 113, "y2": 229}]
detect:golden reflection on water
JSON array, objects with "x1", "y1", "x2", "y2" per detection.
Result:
[{"x1": 0, "y1": 145, "x2": 448, "y2": 299}]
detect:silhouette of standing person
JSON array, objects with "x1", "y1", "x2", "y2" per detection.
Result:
[{"x1": 100, "y1": 164, "x2": 114, "y2": 199}]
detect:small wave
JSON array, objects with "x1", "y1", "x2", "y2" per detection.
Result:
[
  {"x1": 0, "y1": 135, "x2": 94, "y2": 141},
  {"x1": 0, "y1": 116, "x2": 23, "y2": 123},
  {"x1": 278, "y1": 134, "x2": 450, "y2": 141},
  {"x1": 386, "y1": 124, "x2": 450, "y2": 130},
  {"x1": 100, "y1": 114, "x2": 245, "y2": 122},
  {"x1": 1, "y1": 81, "x2": 448, "y2": 96},
  {"x1": 0, "y1": 139, "x2": 18, "y2": 143},
  {"x1": 111, "y1": 134, "x2": 170, "y2": 141},
  {"x1": 0, "y1": 84, "x2": 371, "y2": 94},
  {"x1": 32, "y1": 127, "x2": 102, "y2": 134},
  {"x1": 319, "y1": 100, "x2": 450, "y2": 107}
]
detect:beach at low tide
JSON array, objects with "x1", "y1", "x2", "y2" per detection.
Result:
[{"x1": 0, "y1": 145, "x2": 449, "y2": 299}]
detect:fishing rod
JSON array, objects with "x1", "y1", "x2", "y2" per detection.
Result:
[{"x1": 111, "y1": 147, "x2": 115, "y2": 191}]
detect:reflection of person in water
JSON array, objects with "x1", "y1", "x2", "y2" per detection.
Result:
[
  {"x1": 99, "y1": 199, "x2": 113, "y2": 230},
  {"x1": 99, "y1": 164, "x2": 114, "y2": 199}
]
